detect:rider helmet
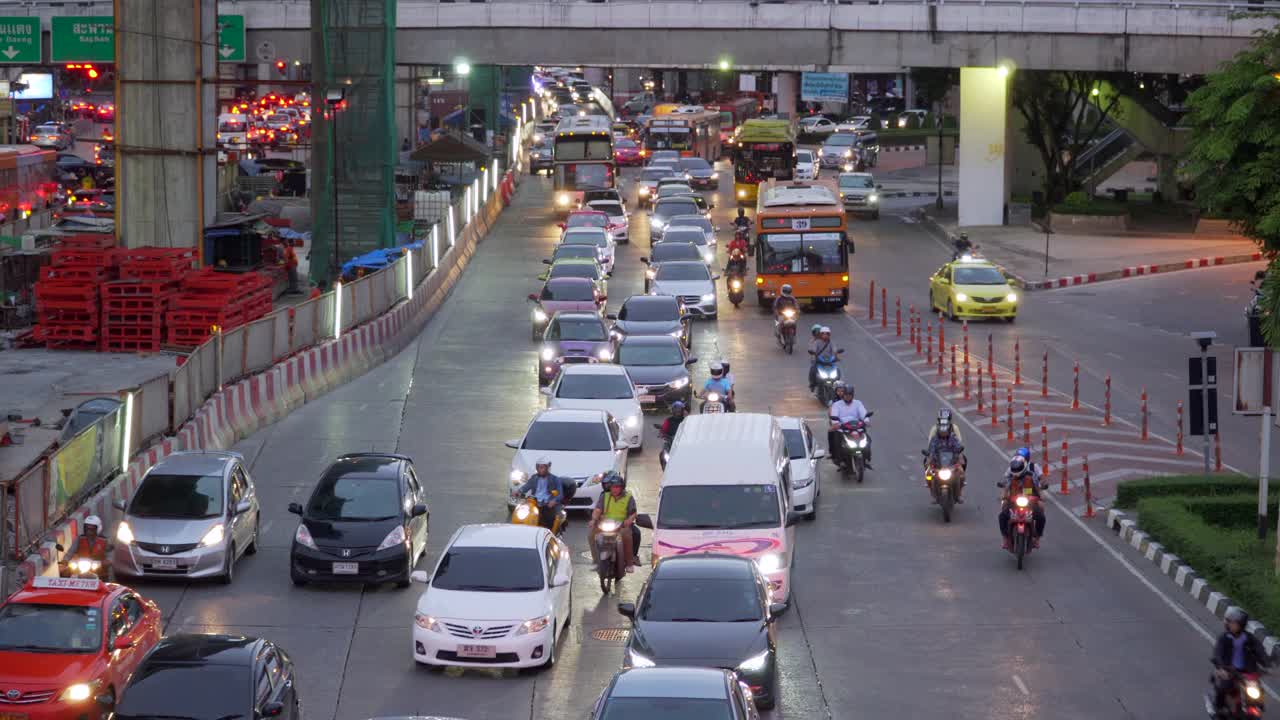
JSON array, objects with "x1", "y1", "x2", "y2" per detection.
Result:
[
  {"x1": 671, "y1": 400, "x2": 687, "y2": 414},
  {"x1": 709, "y1": 361, "x2": 724, "y2": 378},
  {"x1": 811, "y1": 323, "x2": 822, "y2": 336},
  {"x1": 1016, "y1": 447, "x2": 1032, "y2": 460},
  {"x1": 819, "y1": 326, "x2": 831, "y2": 337},
  {"x1": 1226, "y1": 607, "x2": 1250, "y2": 629},
  {"x1": 535, "y1": 456, "x2": 552, "y2": 470},
  {"x1": 737, "y1": 207, "x2": 746, "y2": 218},
  {"x1": 83, "y1": 515, "x2": 101, "y2": 533},
  {"x1": 1008, "y1": 455, "x2": 1027, "y2": 476},
  {"x1": 780, "y1": 284, "x2": 793, "y2": 297},
  {"x1": 835, "y1": 383, "x2": 851, "y2": 396},
  {"x1": 600, "y1": 471, "x2": 626, "y2": 492},
  {"x1": 936, "y1": 413, "x2": 951, "y2": 437}
]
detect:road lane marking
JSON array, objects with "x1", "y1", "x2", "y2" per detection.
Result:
[{"x1": 1013, "y1": 675, "x2": 1029, "y2": 696}]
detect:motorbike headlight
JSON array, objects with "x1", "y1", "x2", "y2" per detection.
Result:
[
  {"x1": 737, "y1": 189, "x2": 746, "y2": 199},
  {"x1": 71, "y1": 558, "x2": 97, "y2": 574},
  {"x1": 700, "y1": 292, "x2": 715, "y2": 302},
  {"x1": 818, "y1": 367, "x2": 837, "y2": 379},
  {"x1": 415, "y1": 613, "x2": 443, "y2": 633},
  {"x1": 1015, "y1": 496, "x2": 1030, "y2": 508},
  {"x1": 376, "y1": 524, "x2": 407, "y2": 551},
  {"x1": 639, "y1": 186, "x2": 650, "y2": 196},
  {"x1": 517, "y1": 614, "x2": 552, "y2": 635},
  {"x1": 533, "y1": 308, "x2": 548, "y2": 323},
  {"x1": 706, "y1": 392, "x2": 721, "y2": 403},
  {"x1": 670, "y1": 377, "x2": 689, "y2": 390},
  {"x1": 938, "y1": 468, "x2": 953, "y2": 481},
  {"x1": 628, "y1": 649, "x2": 656, "y2": 668},
  {"x1": 599, "y1": 519, "x2": 621, "y2": 533},
  {"x1": 597, "y1": 348, "x2": 614, "y2": 361},
  {"x1": 738, "y1": 650, "x2": 770, "y2": 672},
  {"x1": 624, "y1": 415, "x2": 640, "y2": 428},
  {"x1": 200, "y1": 524, "x2": 225, "y2": 547},
  {"x1": 294, "y1": 523, "x2": 317, "y2": 550},
  {"x1": 1007, "y1": 292, "x2": 1018, "y2": 303},
  {"x1": 858, "y1": 437, "x2": 869, "y2": 448},
  {"x1": 1246, "y1": 683, "x2": 1262, "y2": 700},
  {"x1": 510, "y1": 469, "x2": 528, "y2": 484},
  {"x1": 756, "y1": 553, "x2": 782, "y2": 573},
  {"x1": 514, "y1": 503, "x2": 532, "y2": 520},
  {"x1": 868, "y1": 194, "x2": 879, "y2": 203},
  {"x1": 730, "y1": 279, "x2": 742, "y2": 290},
  {"x1": 646, "y1": 268, "x2": 657, "y2": 279},
  {"x1": 817, "y1": 149, "x2": 824, "y2": 157},
  {"x1": 844, "y1": 149, "x2": 853, "y2": 158},
  {"x1": 541, "y1": 346, "x2": 555, "y2": 361},
  {"x1": 782, "y1": 309, "x2": 796, "y2": 319},
  {"x1": 116, "y1": 520, "x2": 135, "y2": 545},
  {"x1": 557, "y1": 193, "x2": 570, "y2": 206},
  {"x1": 61, "y1": 682, "x2": 95, "y2": 703},
  {"x1": 955, "y1": 292, "x2": 968, "y2": 302}
]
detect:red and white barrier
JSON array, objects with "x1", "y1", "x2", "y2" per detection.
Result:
[{"x1": 1020, "y1": 252, "x2": 1265, "y2": 291}]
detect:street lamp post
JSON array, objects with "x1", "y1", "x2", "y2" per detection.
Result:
[
  {"x1": 935, "y1": 113, "x2": 944, "y2": 210},
  {"x1": 326, "y1": 87, "x2": 346, "y2": 284}
]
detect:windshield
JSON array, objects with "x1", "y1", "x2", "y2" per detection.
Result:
[
  {"x1": 796, "y1": 150, "x2": 814, "y2": 163},
  {"x1": 646, "y1": 129, "x2": 691, "y2": 151},
  {"x1": 0, "y1": 603, "x2": 101, "y2": 653},
  {"x1": 567, "y1": 214, "x2": 607, "y2": 229},
  {"x1": 619, "y1": 300, "x2": 677, "y2": 322},
  {"x1": 549, "y1": 317, "x2": 606, "y2": 341},
  {"x1": 562, "y1": 231, "x2": 607, "y2": 248},
  {"x1": 522, "y1": 421, "x2": 612, "y2": 451},
  {"x1": 760, "y1": 232, "x2": 846, "y2": 274},
  {"x1": 640, "y1": 577, "x2": 762, "y2": 622},
  {"x1": 114, "y1": 664, "x2": 249, "y2": 720},
  {"x1": 935, "y1": 450, "x2": 958, "y2": 466},
  {"x1": 219, "y1": 121, "x2": 246, "y2": 133},
  {"x1": 267, "y1": 114, "x2": 288, "y2": 123},
  {"x1": 617, "y1": 342, "x2": 684, "y2": 366},
  {"x1": 557, "y1": 373, "x2": 635, "y2": 400},
  {"x1": 550, "y1": 264, "x2": 600, "y2": 281},
  {"x1": 553, "y1": 245, "x2": 598, "y2": 262},
  {"x1": 130, "y1": 473, "x2": 224, "y2": 519},
  {"x1": 840, "y1": 175, "x2": 874, "y2": 189},
  {"x1": 554, "y1": 137, "x2": 612, "y2": 162},
  {"x1": 641, "y1": 168, "x2": 669, "y2": 181},
  {"x1": 657, "y1": 185, "x2": 693, "y2": 198},
  {"x1": 662, "y1": 228, "x2": 706, "y2": 246},
  {"x1": 36, "y1": 125, "x2": 60, "y2": 134},
  {"x1": 590, "y1": 202, "x2": 623, "y2": 217},
  {"x1": 601, "y1": 698, "x2": 734, "y2": 720},
  {"x1": 670, "y1": 215, "x2": 711, "y2": 232},
  {"x1": 616, "y1": 139, "x2": 637, "y2": 149},
  {"x1": 431, "y1": 547, "x2": 544, "y2": 592},
  {"x1": 655, "y1": 263, "x2": 710, "y2": 282},
  {"x1": 542, "y1": 281, "x2": 595, "y2": 302},
  {"x1": 825, "y1": 134, "x2": 856, "y2": 147},
  {"x1": 654, "y1": 201, "x2": 698, "y2": 221},
  {"x1": 306, "y1": 476, "x2": 401, "y2": 521},
  {"x1": 657, "y1": 484, "x2": 781, "y2": 529},
  {"x1": 782, "y1": 428, "x2": 807, "y2": 460},
  {"x1": 651, "y1": 244, "x2": 701, "y2": 263},
  {"x1": 953, "y1": 266, "x2": 1009, "y2": 285},
  {"x1": 679, "y1": 158, "x2": 712, "y2": 172}
]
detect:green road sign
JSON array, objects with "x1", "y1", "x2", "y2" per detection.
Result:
[
  {"x1": 0, "y1": 18, "x2": 39, "y2": 64},
  {"x1": 51, "y1": 16, "x2": 113, "y2": 63},
  {"x1": 217, "y1": 15, "x2": 245, "y2": 63}
]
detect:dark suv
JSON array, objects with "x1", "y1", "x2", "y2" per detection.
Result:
[{"x1": 288, "y1": 453, "x2": 429, "y2": 588}]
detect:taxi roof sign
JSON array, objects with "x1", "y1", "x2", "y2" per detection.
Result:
[{"x1": 32, "y1": 577, "x2": 101, "y2": 591}]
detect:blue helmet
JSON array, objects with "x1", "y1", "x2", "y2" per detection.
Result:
[{"x1": 1016, "y1": 447, "x2": 1032, "y2": 460}]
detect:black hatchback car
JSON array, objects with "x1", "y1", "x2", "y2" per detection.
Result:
[
  {"x1": 289, "y1": 453, "x2": 429, "y2": 588},
  {"x1": 608, "y1": 294, "x2": 691, "y2": 347},
  {"x1": 618, "y1": 555, "x2": 784, "y2": 709},
  {"x1": 114, "y1": 633, "x2": 299, "y2": 720}
]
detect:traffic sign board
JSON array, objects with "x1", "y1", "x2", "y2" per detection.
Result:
[
  {"x1": 0, "y1": 18, "x2": 40, "y2": 64},
  {"x1": 217, "y1": 15, "x2": 245, "y2": 63},
  {"x1": 51, "y1": 16, "x2": 113, "y2": 63}
]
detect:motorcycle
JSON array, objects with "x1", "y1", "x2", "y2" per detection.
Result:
[
  {"x1": 1006, "y1": 494, "x2": 1037, "y2": 570},
  {"x1": 1247, "y1": 272, "x2": 1266, "y2": 348},
  {"x1": 654, "y1": 423, "x2": 674, "y2": 469},
  {"x1": 775, "y1": 308, "x2": 798, "y2": 354},
  {"x1": 832, "y1": 410, "x2": 873, "y2": 483},
  {"x1": 701, "y1": 390, "x2": 726, "y2": 414},
  {"x1": 726, "y1": 250, "x2": 747, "y2": 309},
  {"x1": 1206, "y1": 670, "x2": 1267, "y2": 719},
  {"x1": 510, "y1": 491, "x2": 567, "y2": 535},
  {"x1": 810, "y1": 349, "x2": 845, "y2": 406},
  {"x1": 55, "y1": 542, "x2": 109, "y2": 581},
  {"x1": 923, "y1": 448, "x2": 964, "y2": 523},
  {"x1": 593, "y1": 518, "x2": 627, "y2": 594}
]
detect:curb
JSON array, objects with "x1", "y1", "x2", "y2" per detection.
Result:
[
  {"x1": 912, "y1": 209, "x2": 1266, "y2": 292},
  {"x1": 1107, "y1": 508, "x2": 1280, "y2": 662},
  {"x1": 881, "y1": 189, "x2": 955, "y2": 199},
  {"x1": 7, "y1": 169, "x2": 520, "y2": 591},
  {"x1": 880, "y1": 144, "x2": 925, "y2": 153}
]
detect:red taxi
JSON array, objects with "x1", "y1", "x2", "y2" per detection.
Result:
[{"x1": 0, "y1": 577, "x2": 161, "y2": 720}]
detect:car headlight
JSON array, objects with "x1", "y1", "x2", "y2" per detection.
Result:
[
  {"x1": 738, "y1": 650, "x2": 770, "y2": 673},
  {"x1": 1007, "y1": 292, "x2": 1018, "y2": 303},
  {"x1": 534, "y1": 133, "x2": 544, "y2": 143},
  {"x1": 792, "y1": 471, "x2": 814, "y2": 489},
  {"x1": 599, "y1": 519, "x2": 622, "y2": 533},
  {"x1": 737, "y1": 189, "x2": 746, "y2": 198},
  {"x1": 1015, "y1": 495, "x2": 1030, "y2": 508},
  {"x1": 557, "y1": 193, "x2": 570, "y2": 206},
  {"x1": 844, "y1": 149, "x2": 852, "y2": 158},
  {"x1": 646, "y1": 268, "x2": 657, "y2": 279},
  {"x1": 700, "y1": 293, "x2": 715, "y2": 303},
  {"x1": 540, "y1": 346, "x2": 556, "y2": 361},
  {"x1": 702, "y1": 250, "x2": 715, "y2": 262},
  {"x1": 597, "y1": 348, "x2": 613, "y2": 361},
  {"x1": 61, "y1": 682, "x2": 95, "y2": 703},
  {"x1": 294, "y1": 523, "x2": 317, "y2": 549},
  {"x1": 533, "y1": 308, "x2": 548, "y2": 323},
  {"x1": 651, "y1": 219, "x2": 665, "y2": 230},
  {"x1": 628, "y1": 649, "x2": 656, "y2": 668},
  {"x1": 510, "y1": 469, "x2": 528, "y2": 484},
  {"x1": 955, "y1": 292, "x2": 968, "y2": 302},
  {"x1": 415, "y1": 613, "x2": 443, "y2": 633},
  {"x1": 670, "y1": 377, "x2": 689, "y2": 390},
  {"x1": 200, "y1": 524, "x2": 225, "y2": 547},
  {"x1": 938, "y1": 468, "x2": 953, "y2": 481},
  {"x1": 756, "y1": 553, "x2": 782, "y2": 573},
  {"x1": 517, "y1": 614, "x2": 552, "y2": 635},
  {"x1": 669, "y1": 329, "x2": 683, "y2": 338},
  {"x1": 116, "y1": 520, "x2": 135, "y2": 545},
  {"x1": 710, "y1": 172, "x2": 719, "y2": 180},
  {"x1": 639, "y1": 186, "x2": 650, "y2": 196},
  {"x1": 376, "y1": 524, "x2": 407, "y2": 551},
  {"x1": 868, "y1": 194, "x2": 878, "y2": 203}
]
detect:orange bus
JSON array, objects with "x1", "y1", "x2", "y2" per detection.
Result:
[
  {"x1": 643, "y1": 107, "x2": 721, "y2": 161},
  {"x1": 753, "y1": 179, "x2": 851, "y2": 307},
  {"x1": 708, "y1": 96, "x2": 760, "y2": 151}
]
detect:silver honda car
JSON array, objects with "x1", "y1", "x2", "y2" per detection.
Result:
[{"x1": 112, "y1": 450, "x2": 261, "y2": 584}]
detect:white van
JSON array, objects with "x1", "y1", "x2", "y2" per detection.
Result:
[{"x1": 636, "y1": 413, "x2": 800, "y2": 603}]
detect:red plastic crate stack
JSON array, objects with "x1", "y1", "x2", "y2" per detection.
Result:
[
  {"x1": 165, "y1": 269, "x2": 273, "y2": 348},
  {"x1": 32, "y1": 243, "x2": 121, "y2": 349},
  {"x1": 101, "y1": 249, "x2": 197, "y2": 352}
]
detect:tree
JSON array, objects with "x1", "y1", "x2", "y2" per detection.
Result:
[
  {"x1": 909, "y1": 67, "x2": 957, "y2": 110},
  {"x1": 1010, "y1": 71, "x2": 1124, "y2": 204},
  {"x1": 1183, "y1": 24, "x2": 1280, "y2": 344}
]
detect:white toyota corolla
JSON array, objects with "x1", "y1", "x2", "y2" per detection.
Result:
[
  {"x1": 541, "y1": 364, "x2": 644, "y2": 450},
  {"x1": 412, "y1": 524, "x2": 572, "y2": 669}
]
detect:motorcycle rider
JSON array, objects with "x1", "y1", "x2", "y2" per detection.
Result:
[
  {"x1": 727, "y1": 213, "x2": 750, "y2": 273},
  {"x1": 732, "y1": 207, "x2": 751, "y2": 233},
  {"x1": 808, "y1": 325, "x2": 842, "y2": 392},
  {"x1": 660, "y1": 400, "x2": 688, "y2": 439},
  {"x1": 702, "y1": 361, "x2": 736, "y2": 411},
  {"x1": 1208, "y1": 607, "x2": 1270, "y2": 715},
  {"x1": 923, "y1": 409, "x2": 966, "y2": 502},
  {"x1": 70, "y1": 515, "x2": 108, "y2": 563},
  {"x1": 828, "y1": 383, "x2": 872, "y2": 468},
  {"x1": 517, "y1": 457, "x2": 566, "y2": 531},
  {"x1": 997, "y1": 453, "x2": 1047, "y2": 549},
  {"x1": 590, "y1": 472, "x2": 640, "y2": 573},
  {"x1": 773, "y1": 283, "x2": 799, "y2": 317},
  {"x1": 952, "y1": 232, "x2": 974, "y2": 260}
]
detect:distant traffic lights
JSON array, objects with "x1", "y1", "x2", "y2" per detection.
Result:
[{"x1": 275, "y1": 60, "x2": 287, "y2": 75}]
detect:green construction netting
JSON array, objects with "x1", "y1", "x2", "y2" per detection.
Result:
[{"x1": 310, "y1": 0, "x2": 397, "y2": 287}]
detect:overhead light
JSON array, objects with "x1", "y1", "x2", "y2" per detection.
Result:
[
  {"x1": 455, "y1": 59, "x2": 471, "y2": 76},
  {"x1": 426, "y1": 76, "x2": 444, "y2": 85}
]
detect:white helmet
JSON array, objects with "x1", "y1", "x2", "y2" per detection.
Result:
[
  {"x1": 819, "y1": 326, "x2": 831, "y2": 335},
  {"x1": 83, "y1": 515, "x2": 102, "y2": 533},
  {"x1": 709, "y1": 361, "x2": 725, "y2": 377},
  {"x1": 535, "y1": 456, "x2": 552, "y2": 468}
]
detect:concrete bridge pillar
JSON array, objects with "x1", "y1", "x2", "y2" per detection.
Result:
[
  {"x1": 774, "y1": 72, "x2": 798, "y2": 120},
  {"x1": 958, "y1": 67, "x2": 1010, "y2": 227}
]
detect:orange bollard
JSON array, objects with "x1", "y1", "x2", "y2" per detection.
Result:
[
  {"x1": 988, "y1": 334, "x2": 995, "y2": 378},
  {"x1": 1140, "y1": 387, "x2": 1148, "y2": 441},
  {"x1": 895, "y1": 297, "x2": 902, "y2": 337},
  {"x1": 1176, "y1": 401, "x2": 1184, "y2": 455},
  {"x1": 909, "y1": 305, "x2": 916, "y2": 345},
  {"x1": 1041, "y1": 422, "x2": 1050, "y2": 479},
  {"x1": 926, "y1": 322, "x2": 933, "y2": 365},
  {"x1": 937, "y1": 335, "x2": 945, "y2": 378},
  {"x1": 1072, "y1": 362, "x2": 1080, "y2": 410},
  {"x1": 1102, "y1": 374, "x2": 1111, "y2": 426},
  {"x1": 992, "y1": 373, "x2": 1000, "y2": 427},
  {"x1": 1041, "y1": 351, "x2": 1049, "y2": 398},
  {"x1": 1006, "y1": 387, "x2": 1014, "y2": 441},
  {"x1": 1059, "y1": 437, "x2": 1070, "y2": 494},
  {"x1": 964, "y1": 361, "x2": 972, "y2": 401},
  {"x1": 1215, "y1": 432, "x2": 1223, "y2": 471},
  {"x1": 1023, "y1": 402, "x2": 1031, "y2": 446},
  {"x1": 950, "y1": 345, "x2": 958, "y2": 387},
  {"x1": 915, "y1": 311, "x2": 923, "y2": 355},
  {"x1": 1014, "y1": 339, "x2": 1022, "y2": 385},
  {"x1": 963, "y1": 320, "x2": 970, "y2": 366},
  {"x1": 881, "y1": 287, "x2": 888, "y2": 328},
  {"x1": 938, "y1": 313, "x2": 945, "y2": 356},
  {"x1": 868, "y1": 281, "x2": 875, "y2": 320},
  {"x1": 977, "y1": 363, "x2": 985, "y2": 414},
  {"x1": 1083, "y1": 456, "x2": 1095, "y2": 518}
]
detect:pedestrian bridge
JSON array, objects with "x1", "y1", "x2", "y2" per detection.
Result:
[{"x1": 228, "y1": 0, "x2": 1270, "y2": 75}]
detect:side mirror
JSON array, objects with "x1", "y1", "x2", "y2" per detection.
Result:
[
  {"x1": 684, "y1": 358, "x2": 697, "y2": 366},
  {"x1": 635, "y1": 513, "x2": 653, "y2": 529},
  {"x1": 639, "y1": 257, "x2": 649, "y2": 264},
  {"x1": 813, "y1": 449, "x2": 827, "y2": 459},
  {"x1": 235, "y1": 499, "x2": 252, "y2": 515},
  {"x1": 785, "y1": 511, "x2": 803, "y2": 527},
  {"x1": 287, "y1": 502, "x2": 303, "y2": 515},
  {"x1": 542, "y1": 258, "x2": 552, "y2": 265},
  {"x1": 712, "y1": 274, "x2": 721, "y2": 281},
  {"x1": 921, "y1": 449, "x2": 929, "y2": 457},
  {"x1": 527, "y1": 293, "x2": 539, "y2": 302},
  {"x1": 539, "y1": 386, "x2": 552, "y2": 396},
  {"x1": 261, "y1": 701, "x2": 285, "y2": 718},
  {"x1": 557, "y1": 222, "x2": 566, "y2": 230},
  {"x1": 505, "y1": 439, "x2": 522, "y2": 449},
  {"x1": 112, "y1": 636, "x2": 135, "y2": 651},
  {"x1": 410, "y1": 570, "x2": 430, "y2": 584},
  {"x1": 55, "y1": 543, "x2": 65, "y2": 552},
  {"x1": 617, "y1": 601, "x2": 636, "y2": 618},
  {"x1": 112, "y1": 498, "x2": 126, "y2": 511},
  {"x1": 606, "y1": 313, "x2": 618, "y2": 320},
  {"x1": 95, "y1": 693, "x2": 115, "y2": 707},
  {"x1": 618, "y1": 438, "x2": 639, "y2": 450},
  {"x1": 768, "y1": 602, "x2": 788, "y2": 618},
  {"x1": 865, "y1": 410, "x2": 875, "y2": 418},
  {"x1": 411, "y1": 503, "x2": 428, "y2": 517}
]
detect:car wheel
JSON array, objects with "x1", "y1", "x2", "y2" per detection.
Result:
[
  {"x1": 757, "y1": 670, "x2": 778, "y2": 710},
  {"x1": 947, "y1": 300, "x2": 956, "y2": 322},
  {"x1": 290, "y1": 570, "x2": 307, "y2": 587},
  {"x1": 397, "y1": 555, "x2": 412, "y2": 589},
  {"x1": 246, "y1": 518, "x2": 260, "y2": 555},
  {"x1": 540, "y1": 621, "x2": 558, "y2": 670},
  {"x1": 219, "y1": 544, "x2": 235, "y2": 585}
]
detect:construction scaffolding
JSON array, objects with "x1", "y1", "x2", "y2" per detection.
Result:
[{"x1": 309, "y1": 0, "x2": 397, "y2": 288}]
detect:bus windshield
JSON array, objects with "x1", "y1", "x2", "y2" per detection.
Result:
[
  {"x1": 735, "y1": 144, "x2": 794, "y2": 183},
  {"x1": 554, "y1": 136, "x2": 612, "y2": 161},
  {"x1": 646, "y1": 128, "x2": 691, "y2": 151},
  {"x1": 759, "y1": 232, "x2": 847, "y2": 274}
]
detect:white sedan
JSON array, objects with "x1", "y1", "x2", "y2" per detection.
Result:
[
  {"x1": 412, "y1": 524, "x2": 572, "y2": 669},
  {"x1": 778, "y1": 416, "x2": 825, "y2": 518},
  {"x1": 505, "y1": 407, "x2": 634, "y2": 511},
  {"x1": 561, "y1": 226, "x2": 615, "y2": 275},
  {"x1": 794, "y1": 149, "x2": 819, "y2": 180},
  {"x1": 541, "y1": 364, "x2": 644, "y2": 449}
]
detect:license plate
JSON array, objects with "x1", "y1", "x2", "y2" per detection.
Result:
[
  {"x1": 638, "y1": 394, "x2": 655, "y2": 403},
  {"x1": 1, "y1": 712, "x2": 29, "y2": 720},
  {"x1": 457, "y1": 644, "x2": 496, "y2": 659},
  {"x1": 151, "y1": 558, "x2": 177, "y2": 569},
  {"x1": 703, "y1": 403, "x2": 725, "y2": 413},
  {"x1": 332, "y1": 562, "x2": 359, "y2": 575}
]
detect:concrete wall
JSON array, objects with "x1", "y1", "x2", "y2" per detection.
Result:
[{"x1": 958, "y1": 67, "x2": 1008, "y2": 227}]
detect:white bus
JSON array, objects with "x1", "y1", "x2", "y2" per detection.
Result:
[{"x1": 552, "y1": 114, "x2": 615, "y2": 211}]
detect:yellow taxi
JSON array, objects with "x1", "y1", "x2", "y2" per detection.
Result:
[{"x1": 928, "y1": 256, "x2": 1019, "y2": 322}]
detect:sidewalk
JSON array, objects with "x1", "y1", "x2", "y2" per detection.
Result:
[
  {"x1": 876, "y1": 162, "x2": 957, "y2": 197},
  {"x1": 918, "y1": 205, "x2": 1263, "y2": 291}
]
